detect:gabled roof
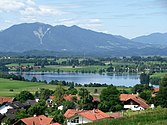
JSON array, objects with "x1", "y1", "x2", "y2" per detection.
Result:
[
  {"x1": 23, "y1": 100, "x2": 37, "y2": 107},
  {"x1": 0, "y1": 97, "x2": 14, "y2": 104},
  {"x1": 64, "y1": 109, "x2": 110, "y2": 121},
  {"x1": 120, "y1": 94, "x2": 149, "y2": 109},
  {"x1": 7, "y1": 101, "x2": 25, "y2": 109},
  {"x1": 5, "y1": 109, "x2": 17, "y2": 120},
  {"x1": 49, "y1": 95, "x2": 80, "y2": 101},
  {"x1": 109, "y1": 112, "x2": 123, "y2": 119},
  {"x1": 120, "y1": 94, "x2": 138, "y2": 101},
  {"x1": 49, "y1": 96, "x2": 55, "y2": 99},
  {"x1": 64, "y1": 109, "x2": 80, "y2": 118},
  {"x1": 14, "y1": 115, "x2": 53, "y2": 125},
  {"x1": 64, "y1": 95, "x2": 80, "y2": 101},
  {"x1": 128, "y1": 96, "x2": 150, "y2": 109}
]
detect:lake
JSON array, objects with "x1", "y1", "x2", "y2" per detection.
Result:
[{"x1": 18, "y1": 72, "x2": 140, "y2": 87}]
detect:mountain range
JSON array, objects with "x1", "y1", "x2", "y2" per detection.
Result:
[{"x1": 0, "y1": 22, "x2": 167, "y2": 57}]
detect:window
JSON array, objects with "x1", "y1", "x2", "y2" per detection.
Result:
[{"x1": 71, "y1": 117, "x2": 79, "y2": 123}]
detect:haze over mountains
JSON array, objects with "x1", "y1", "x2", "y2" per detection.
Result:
[{"x1": 0, "y1": 22, "x2": 166, "y2": 56}]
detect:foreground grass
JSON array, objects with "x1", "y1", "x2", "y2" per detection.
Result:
[
  {"x1": 0, "y1": 78, "x2": 57, "y2": 97},
  {"x1": 87, "y1": 108, "x2": 167, "y2": 125}
]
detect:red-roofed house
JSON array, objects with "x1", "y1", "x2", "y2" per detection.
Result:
[
  {"x1": 46, "y1": 95, "x2": 80, "y2": 108},
  {"x1": 13, "y1": 115, "x2": 56, "y2": 125},
  {"x1": 120, "y1": 94, "x2": 150, "y2": 111},
  {"x1": 64, "y1": 95, "x2": 80, "y2": 101},
  {"x1": 0, "y1": 97, "x2": 14, "y2": 104},
  {"x1": 64, "y1": 109, "x2": 110, "y2": 125}
]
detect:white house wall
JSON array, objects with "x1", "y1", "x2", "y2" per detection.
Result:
[
  {"x1": 0, "y1": 105, "x2": 13, "y2": 114},
  {"x1": 67, "y1": 115, "x2": 92, "y2": 125}
]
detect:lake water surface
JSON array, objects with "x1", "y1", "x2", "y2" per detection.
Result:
[{"x1": 19, "y1": 72, "x2": 140, "y2": 87}]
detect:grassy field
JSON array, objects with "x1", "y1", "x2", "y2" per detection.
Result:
[
  {"x1": 6, "y1": 63, "x2": 34, "y2": 67},
  {"x1": 87, "y1": 108, "x2": 167, "y2": 125},
  {"x1": 151, "y1": 72, "x2": 167, "y2": 78},
  {"x1": 0, "y1": 78, "x2": 57, "y2": 97},
  {"x1": 33, "y1": 65, "x2": 108, "y2": 72},
  {"x1": 0, "y1": 78, "x2": 131, "y2": 97}
]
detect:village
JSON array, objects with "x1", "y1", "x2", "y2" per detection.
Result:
[{"x1": 0, "y1": 84, "x2": 160, "y2": 125}]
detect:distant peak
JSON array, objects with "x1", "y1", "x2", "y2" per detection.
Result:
[{"x1": 71, "y1": 25, "x2": 80, "y2": 28}]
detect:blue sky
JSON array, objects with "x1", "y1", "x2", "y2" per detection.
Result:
[{"x1": 0, "y1": 0, "x2": 166, "y2": 38}]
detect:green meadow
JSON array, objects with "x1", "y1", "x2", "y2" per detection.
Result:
[
  {"x1": 6, "y1": 63, "x2": 34, "y2": 67},
  {"x1": 0, "y1": 78, "x2": 131, "y2": 97},
  {"x1": 151, "y1": 72, "x2": 167, "y2": 78},
  {"x1": 0, "y1": 78, "x2": 57, "y2": 97},
  {"x1": 32, "y1": 65, "x2": 108, "y2": 72},
  {"x1": 87, "y1": 108, "x2": 167, "y2": 125}
]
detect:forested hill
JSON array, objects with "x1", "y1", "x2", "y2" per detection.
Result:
[{"x1": 0, "y1": 22, "x2": 167, "y2": 56}]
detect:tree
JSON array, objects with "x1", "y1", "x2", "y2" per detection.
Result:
[
  {"x1": 16, "y1": 110, "x2": 30, "y2": 120},
  {"x1": 78, "y1": 88, "x2": 93, "y2": 110},
  {"x1": 140, "y1": 72, "x2": 150, "y2": 84},
  {"x1": 155, "y1": 75, "x2": 167, "y2": 107},
  {"x1": 31, "y1": 77, "x2": 38, "y2": 82},
  {"x1": 106, "y1": 64, "x2": 114, "y2": 72},
  {"x1": 150, "y1": 77, "x2": 161, "y2": 85},
  {"x1": 139, "y1": 90, "x2": 152, "y2": 102},
  {"x1": 66, "y1": 86, "x2": 78, "y2": 95},
  {"x1": 36, "y1": 88, "x2": 54, "y2": 100},
  {"x1": 0, "y1": 65, "x2": 9, "y2": 72},
  {"x1": 50, "y1": 110, "x2": 65, "y2": 124},
  {"x1": 98, "y1": 85, "x2": 122, "y2": 112},
  {"x1": 94, "y1": 89, "x2": 98, "y2": 93},
  {"x1": 131, "y1": 84, "x2": 152, "y2": 94},
  {"x1": 28, "y1": 100, "x2": 47, "y2": 116},
  {"x1": 15, "y1": 91, "x2": 34, "y2": 102},
  {"x1": 54, "y1": 83, "x2": 66, "y2": 106}
]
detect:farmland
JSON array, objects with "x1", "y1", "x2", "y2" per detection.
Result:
[{"x1": 0, "y1": 78, "x2": 131, "y2": 97}]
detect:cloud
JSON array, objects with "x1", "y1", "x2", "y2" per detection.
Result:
[
  {"x1": 26, "y1": 0, "x2": 35, "y2": 6},
  {"x1": 18, "y1": 0, "x2": 65, "y2": 22},
  {"x1": 0, "y1": 0, "x2": 25, "y2": 12},
  {"x1": 20, "y1": 5, "x2": 63, "y2": 17}
]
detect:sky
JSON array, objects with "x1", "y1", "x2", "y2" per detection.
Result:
[{"x1": 0, "y1": 0, "x2": 167, "y2": 38}]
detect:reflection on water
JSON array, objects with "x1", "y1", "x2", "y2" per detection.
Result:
[{"x1": 11, "y1": 72, "x2": 140, "y2": 87}]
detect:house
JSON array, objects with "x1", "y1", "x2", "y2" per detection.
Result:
[
  {"x1": 120, "y1": 94, "x2": 150, "y2": 111},
  {"x1": 64, "y1": 95, "x2": 80, "y2": 101},
  {"x1": 64, "y1": 109, "x2": 110, "y2": 125},
  {"x1": 0, "y1": 97, "x2": 15, "y2": 104},
  {"x1": 0, "y1": 101, "x2": 24, "y2": 114},
  {"x1": 23, "y1": 99, "x2": 37, "y2": 108},
  {"x1": 0, "y1": 109, "x2": 19, "y2": 124},
  {"x1": 13, "y1": 115, "x2": 57, "y2": 125},
  {"x1": 46, "y1": 95, "x2": 80, "y2": 107}
]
